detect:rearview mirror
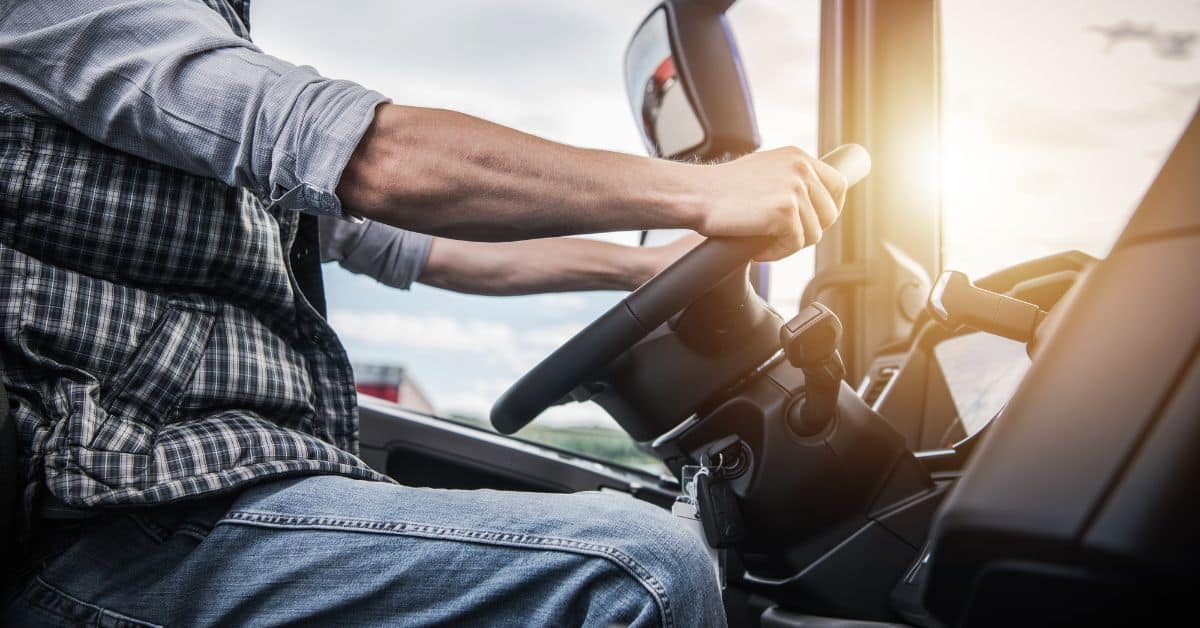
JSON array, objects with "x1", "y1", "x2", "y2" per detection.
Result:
[{"x1": 624, "y1": 0, "x2": 759, "y2": 162}]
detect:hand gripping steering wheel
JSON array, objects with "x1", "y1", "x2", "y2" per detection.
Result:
[{"x1": 491, "y1": 145, "x2": 872, "y2": 435}]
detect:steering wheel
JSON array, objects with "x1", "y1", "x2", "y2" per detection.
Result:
[{"x1": 491, "y1": 145, "x2": 872, "y2": 435}]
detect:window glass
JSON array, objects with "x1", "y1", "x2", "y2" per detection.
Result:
[
  {"x1": 728, "y1": 1, "x2": 824, "y2": 316},
  {"x1": 941, "y1": 0, "x2": 1200, "y2": 278},
  {"x1": 933, "y1": 332, "x2": 1030, "y2": 442},
  {"x1": 253, "y1": 0, "x2": 819, "y2": 472}
]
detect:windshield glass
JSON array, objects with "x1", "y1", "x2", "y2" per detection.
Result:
[
  {"x1": 253, "y1": 0, "x2": 820, "y2": 472},
  {"x1": 941, "y1": 0, "x2": 1200, "y2": 278}
]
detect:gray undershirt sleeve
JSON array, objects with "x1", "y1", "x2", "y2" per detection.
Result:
[{"x1": 318, "y1": 216, "x2": 433, "y2": 290}]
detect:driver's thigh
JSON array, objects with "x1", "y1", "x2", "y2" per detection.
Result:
[{"x1": 5, "y1": 475, "x2": 725, "y2": 628}]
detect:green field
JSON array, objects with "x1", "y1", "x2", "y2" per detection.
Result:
[{"x1": 449, "y1": 414, "x2": 664, "y2": 473}]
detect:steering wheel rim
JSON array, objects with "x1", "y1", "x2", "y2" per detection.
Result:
[
  {"x1": 491, "y1": 236, "x2": 769, "y2": 434},
  {"x1": 491, "y1": 145, "x2": 871, "y2": 435}
]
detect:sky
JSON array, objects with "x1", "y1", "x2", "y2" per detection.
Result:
[
  {"x1": 940, "y1": 0, "x2": 1200, "y2": 276},
  {"x1": 250, "y1": 0, "x2": 1200, "y2": 429}
]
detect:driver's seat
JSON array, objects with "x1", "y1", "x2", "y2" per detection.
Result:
[{"x1": 1, "y1": 353, "x2": 20, "y2": 586}]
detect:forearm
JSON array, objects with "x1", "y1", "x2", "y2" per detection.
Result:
[
  {"x1": 419, "y1": 237, "x2": 664, "y2": 296},
  {"x1": 337, "y1": 105, "x2": 704, "y2": 241}
]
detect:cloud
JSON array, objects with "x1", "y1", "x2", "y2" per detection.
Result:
[
  {"x1": 330, "y1": 311, "x2": 515, "y2": 351},
  {"x1": 529, "y1": 293, "x2": 588, "y2": 313},
  {"x1": 252, "y1": 0, "x2": 822, "y2": 152},
  {"x1": 329, "y1": 310, "x2": 617, "y2": 426},
  {"x1": 436, "y1": 377, "x2": 513, "y2": 419},
  {"x1": 328, "y1": 310, "x2": 584, "y2": 372},
  {"x1": 1087, "y1": 20, "x2": 1197, "y2": 60},
  {"x1": 253, "y1": 0, "x2": 656, "y2": 100},
  {"x1": 523, "y1": 323, "x2": 584, "y2": 351}
]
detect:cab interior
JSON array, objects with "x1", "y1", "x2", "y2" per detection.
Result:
[{"x1": 3, "y1": 0, "x2": 1199, "y2": 626}]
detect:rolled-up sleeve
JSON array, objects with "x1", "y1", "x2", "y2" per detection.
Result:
[
  {"x1": 319, "y1": 217, "x2": 433, "y2": 290},
  {"x1": 0, "y1": 0, "x2": 387, "y2": 218}
]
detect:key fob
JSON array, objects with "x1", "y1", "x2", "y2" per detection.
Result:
[{"x1": 695, "y1": 471, "x2": 744, "y2": 549}]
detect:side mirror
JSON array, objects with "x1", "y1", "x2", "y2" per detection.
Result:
[{"x1": 623, "y1": 0, "x2": 759, "y2": 162}]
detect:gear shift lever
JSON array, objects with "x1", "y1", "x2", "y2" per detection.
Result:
[
  {"x1": 928, "y1": 270, "x2": 1046, "y2": 343},
  {"x1": 780, "y1": 303, "x2": 846, "y2": 436}
]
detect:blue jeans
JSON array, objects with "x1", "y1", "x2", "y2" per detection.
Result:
[{"x1": 4, "y1": 476, "x2": 726, "y2": 627}]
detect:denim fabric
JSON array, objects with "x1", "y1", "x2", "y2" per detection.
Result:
[{"x1": 4, "y1": 476, "x2": 727, "y2": 627}]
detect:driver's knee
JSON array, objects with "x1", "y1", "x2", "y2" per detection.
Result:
[{"x1": 574, "y1": 492, "x2": 727, "y2": 627}]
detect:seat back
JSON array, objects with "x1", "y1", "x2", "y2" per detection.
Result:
[{"x1": 1, "y1": 352, "x2": 18, "y2": 583}]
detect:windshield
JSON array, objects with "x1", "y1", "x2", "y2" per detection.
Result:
[
  {"x1": 253, "y1": 0, "x2": 820, "y2": 472},
  {"x1": 941, "y1": 0, "x2": 1200, "y2": 278}
]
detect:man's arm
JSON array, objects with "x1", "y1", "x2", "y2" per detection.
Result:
[
  {"x1": 338, "y1": 105, "x2": 847, "y2": 261},
  {"x1": 319, "y1": 216, "x2": 699, "y2": 296},
  {"x1": 2, "y1": 1, "x2": 847, "y2": 258},
  {"x1": 418, "y1": 234, "x2": 701, "y2": 296}
]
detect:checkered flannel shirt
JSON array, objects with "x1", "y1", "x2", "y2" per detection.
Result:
[{"x1": 0, "y1": 0, "x2": 393, "y2": 512}]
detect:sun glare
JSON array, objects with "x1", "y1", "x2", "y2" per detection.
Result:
[{"x1": 938, "y1": 0, "x2": 1200, "y2": 279}]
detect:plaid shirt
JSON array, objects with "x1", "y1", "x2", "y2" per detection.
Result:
[{"x1": 0, "y1": 0, "x2": 390, "y2": 513}]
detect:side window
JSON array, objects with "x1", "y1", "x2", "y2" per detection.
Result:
[
  {"x1": 728, "y1": 1, "x2": 823, "y2": 317},
  {"x1": 254, "y1": 1, "x2": 819, "y2": 471},
  {"x1": 941, "y1": 0, "x2": 1200, "y2": 277}
]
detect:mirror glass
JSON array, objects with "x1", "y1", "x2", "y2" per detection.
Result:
[
  {"x1": 624, "y1": 8, "x2": 705, "y2": 159},
  {"x1": 933, "y1": 331, "x2": 1031, "y2": 442}
]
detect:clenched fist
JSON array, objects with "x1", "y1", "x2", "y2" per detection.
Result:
[{"x1": 690, "y1": 147, "x2": 848, "y2": 261}]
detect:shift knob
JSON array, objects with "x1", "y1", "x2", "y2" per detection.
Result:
[
  {"x1": 781, "y1": 303, "x2": 842, "y2": 370},
  {"x1": 928, "y1": 271, "x2": 1046, "y2": 343},
  {"x1": 780, "y1": 303, "x2": 846, "y2": 436},
  {"x1": 822, "y1": 144, "x2": 872, "y2": 190}
]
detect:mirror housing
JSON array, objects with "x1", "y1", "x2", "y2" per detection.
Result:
[{"x1": 624, "y1": 0, "x2": 759, "y2": 162}]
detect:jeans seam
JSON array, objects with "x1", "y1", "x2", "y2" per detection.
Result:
[
  {"x1": 220, "y1": 509, "x2": 676, "y2": 628},
  {"x1": 175, "y1": 522, "x2": 212, "y2": 543},
  {"x1": 25, "y1": 576, "x2": 164, "y2": 628}
]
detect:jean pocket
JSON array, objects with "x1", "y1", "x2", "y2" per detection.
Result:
[
  {"x1": 130, "y1": 488, "x2": 234, "y2": 547},
  {"x1": 6, "y1": 576, "x2": 163, "y2": 628}
]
